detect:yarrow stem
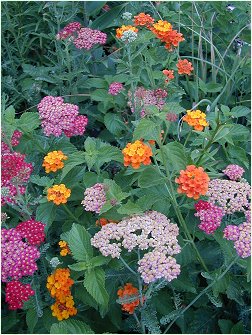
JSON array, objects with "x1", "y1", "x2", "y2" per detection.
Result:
[
  {"x1": 62, "y1": 204, "x2": 82, "y2": 224},
  {"x1": 119, "y1": 256, "x2": 137, "y2": 275}
]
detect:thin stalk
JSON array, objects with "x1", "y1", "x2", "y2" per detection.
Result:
[
  {"x1": 119, "y1": 256, "x2": 137, "y2": 275},
  {"x1": 183, "y1": 130, "x2": 192, "y2": 147},
  {"x1": 185, "y1": 76, "x2": 193, "y2": 105},
  {"x1": 62, "y1": 204, "x2": 82, "y2": 224},
  {"x1": 164, "y1": 256, "x2": 239, "y2": 333}
]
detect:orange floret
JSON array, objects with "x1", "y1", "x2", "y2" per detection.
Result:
[
  {"x1": 175, "y1": 165, "x2": 210, "y2": 200},
  {"x1": 46, "y1": 268, "x2": 74, "y2": 300},
  {"x1": 59, "y1": 240, "x2": 71, "y2": 256},
  {"x1": 150, "y1": 20, "x2": 184, "y2": 50},
  {"x1": 117, "y1": 283, "x2": 141, "y2": 314},
  {"x1": 47, "y1": 184, "x2": 71, "y2": 205},
  {"x1": 122, "y1": 140, "x2": 153, "y2": 169},
  {"x1": 176, "y1": 59, "x2": 194, "y2": 75},
  {"x1": 116, "y1": 25, "x2": 138, "y2": 39},
  {"x1": 42, "y1": 150, "x2": 68, "y2": 173},
  {"x1": 133, "y1": 13, "x2": 154, "y2": 28},
  {"x1": 51, "y1": 295, "x2": 77, "y2": 321},
  {"x1": 183, "y1": 109, "x2": 209, "y2": 131},
  {"x1": 163, "y1": 69, "x2": 175, "y2": 82},
  {"x1": 96, "y1": 218, "x2": 118, "y2": 227}
]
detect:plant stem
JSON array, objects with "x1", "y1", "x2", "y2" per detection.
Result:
[
  {"x1": 62, "y1": 204, "x2": 82, "y2": 224},
  {"x1": 119, "y1": 256, "x2": 137, "y2": 275},
  {"x1": 163, "y1": 256, "x2": 239, "y2": 333}
]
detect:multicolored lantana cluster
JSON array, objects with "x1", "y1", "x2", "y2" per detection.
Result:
[
  {"x1": 91, "y1": 211, "x2": 181, "y2": 283},
  {"x1": 194, "y1": 200, "x2": 224, "y2": 234},
  {"x1": 56, "y1": 22, "x2": 107, "y2": 50},
  {"x1": 116, "y1": 25, "x2": 138, "y2": 39},
  {"x1": 43, "y1": 151, "x2": 68, "y2": 173},
  {"x1": 37, "y1": 96, "x2": 88, "y2": 137},
  {"x1": 81, "y1": 183, "x2": 106, "y2": 213},
  {"x1": 206, "y1": 179, "x2": 251, "y2": 214},
  {"x1": 122, "y1": 140, "x2": 153, "y2": 169},
  {"x1": 183, "y1": 109, "x2": 209, "y2": 131},
  {"x1": 175, "y1": 165, "x2": 210, "y2": 200},
  {"x1": 47, "y1": 268, "x2": 77, "y2": 320},
  {"x1": 59, "y1": 241, "x2": 71, "y2": 256},
  {"x1": 47, "y1": 184, "x2": 71, "y2": 205},
  {"x1": 222, "y1": 164, "x2": 245, "y2": 181},
  {"x1": 108, "y1": 82, "x2": 124, "y2": 95},
  {"x1": 176, "y1": 59, "x2": 194, "y2": 75},
  {"x1": 117, "y1": 283, "x2": 142, "y2": 314}
]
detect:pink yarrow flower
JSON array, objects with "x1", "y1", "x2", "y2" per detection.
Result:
[
  {"x1": 195, "y1": 200, "x2": 224, "y2": 234},
  {"x1": 56, "y1": 22, "x2": 82, "y2": 40},
  {"x1": 5, "y1": 281, "x2": 35, "y2": 310},
  {"x1": 224, "y1": 221, "x2": 251, "y2": 258},
  {"x1": 223, "y1": 164, "x2": 245, "y2": 181},
  {"x1": 73, "y1": 28, "x2": 107, "y2": 50},
  {"x1": 108, "y1": 82, "x2": 124, "y2": 95},
  {"x1": 81, "y1": 183, "x2": 106, "y2": 213},
  {"x1": 15, "y1": 219, "x2": 45, "y2": 246}
]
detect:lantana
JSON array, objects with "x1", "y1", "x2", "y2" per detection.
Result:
[
  {"x1": 81, "y1": 183, "x2": 106, "y2": 213},
  {"x1": 150, "y1": 20, "x2": 184, "y2": 50},
  {"x1": 47, "y1": 184, "x2": 71, "y2": 205},
  {"x1": 222, "y1": 164, "x2": 245, "y2": 181},
  {"x1": 15, "y1": 219, "x2": 45, "y2": 246},
  {"x1": 117, "y1": 283, "x2": 142, "y2": 314},
  {"x1": 108, "y1": 82, "x2": 124, "y2": 95},
  {"x1": 91, "y1": 211, "x2": 181, "y2": 283},
  {"x1": 5, "y1": 281, "x2": 35, "y2": 310},
  {"x1": 176, "y1": 59, "x2": 194, "y2": 75},
  {"x1": 116, "y1": 25, "x2": 138, "y2": 39},
  {"x1": 175, "y1": 165, "x2": 210, "y2": 199},
  {"x1": 73, "y1": 27, "x2": 107, "y2": 50},
  {"x1": 194, "y1": 200, "x2": 224, "y2": 234},
  {"x1": 133, "y1": 13, "x2": 154, "y2": 28},
  {"x1": 206, "y1": 179, "x2": 251, "y2": 214},
  {"x1": 51, "y1": 295, "x2": 77, "y2": 321},
  {"x1": 96, "y1": 218, "x2": 118, "y2": 227},
  {"x1": 59, "y1": 241, "x2": 71, "y2": 256},
  {"x1": 163, "y1": 69, "x2": 174, "y2": 82},
  {"x1": 122, "y1": 140, "x2": 153, "y2": 169},
  {"x1": 183, "y1": 109, "x2": 209, "y2": 131},
  {"x1": 43, "y1": 150, "x2": 68, "y2": 173}
]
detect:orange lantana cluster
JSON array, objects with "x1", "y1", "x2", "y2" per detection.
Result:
[
  {"x1": 176, "y1": 59, "x2": 194, "y2": 75},
  {"x1": 183, "y1": 109, "x2": 209, "y2": 131},
  {"x1": 59, "y1": 240, "x2": 71, "y2": 256},
  {"x1": 150, "y1": 20, "x2": 184, "y2": 50},
  {"x1": 122, "y1": 140, "x2": 153, "y2": 169},
  {"x1": 163, "y1": 69, "x2": 175, "y2": 82},
  {"x1": 175, "y1": 165, "x2": 210, "y2": 200},
  {"x1": 42, "y1": 150, "x2": 68, "y2": 173},
  {"x1": 47, "y1": 184, "x2": 71, "y2": 205},
  {"x1": 46, "y1": 268, "x2": 77, "y2": 321},
  {"x1": 95, "y1": 218, "x2": 118, "y2": 227},
  {"x1": 133, "y1": 13, "x2": 154, "y2": 28},
  {"x1": 116, "y1": 25, "x2": 138, "y2": 39},
  {"x1": 117, "y1": 283, "x2": 141, "y2": 314}
]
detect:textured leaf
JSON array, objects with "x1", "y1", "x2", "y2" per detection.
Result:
[
  {"x1": 117, "y1": 200, "x2": 142, "y2": 215},
  {"x1": 68, "y1": 262, "x2": 89, "y2": 272},
  {"x1": 133, "y1": 119, "x2": 161, "y2": 141},
  {"x1": 231, "y1": 321, "x2": 244, "y2": 334},
  {"x1": 26, "y1": 309, "x2": 38, "y2": 333},
  {"x1": 17, "y1": 112, "x2": 40, "y2": 133},
  {"x1": 60, "y1": 152, "x2": 86, "y2": 180},
  {"x1": 30, "y1": 175, "x2": 54, "y2": 187},
  {"x1": 159, "y1": 141, "x2": 188, "y2": 170},
  {"x1": 218, "y1": 319, "x2": 234, "y2": 334},
  {"x1": 90, "y1": 89, "x2": 111, "y2": 102},
  {"x1": 138, "y1": 166, "x2": 165, "y2": 188},
  {"x1": 36, "y1": 202, "x2": 56, "y2": 233},
  {"x1": 84, "y1": 268, "x2": 109, "y2": 307},
  {"x1": 90, "y1": 3, "x2": 127, "y2": 29},
  {"x1": 230, "y1": 106, "x2": 250, "y2": 118},
  {"x1": 50, "y1": 319, "x2": 94, "y2": 334},
  {"x1": 104, "y1": 113, "x2": 126, "y2": 136}
]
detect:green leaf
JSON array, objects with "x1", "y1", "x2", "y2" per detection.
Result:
[
  {"x1": 227, "y1": 145, "x2": 249, "y2": 169},
  {"x1": 68, "y1": 262, "x2": 89, "y2": 271},
  {"x1": 117, "y1": 200, "x2": 142, "y2": 215},
  {"x1": 90, "y1": 3, "x2": 127, "y2": 30},
  {"x1": 213, "y1": 125, "x2": 233, "y2": 143},
  {"x1": 162, "y1": 102, "x2": 185, "y2": 114},
  {"x1": 74, "y1": 284, "x2": 98, "y2": 309},
  {"x1": 61, "y1": 223, "x2": 93, "y2": 262},
  {"x1": 104, "y1": 113, "x2": 126, "y2": 136},
  {"x1": 84, "y1": 268, "x2": 109, "y2": 307},
  {"x1": 133, "y1": 119, "x2": 161, "y2": 141},
  {"x1": 226, "y1": 280, "x2": 244, "y2": 305},
  {"x1": 90, "y1": 89, "x2": 111, "y2": 102},
  {"x1": 85, "y1": 78, "x2": 107, "y2": 89},
  {"x1": 17, "y1": 112, "x2": 40, "y2": 133},
  {"x1": 199, "y1": 79, "x2": 223, "y2": 93},
  {"x1": 138, "y1": 166, "x2": 165, "y2": 188},
  {"x1": 90, "y1": 255, "x2": 110, "y2": 268},
  {"x1": 26, "y1": 308, "x2": 38, "y2": 333},
  {"x1": 50, "y1": 319, "x2": 94, "y2": 334},
  {"x1": 36, "y1": 202, "x2": 56, "y2": 233},
  {"x1": 30, "y1": 175, "x2": 54, "y2": 187},
  {"x1": 103, "y1": 179, "x2": 130, "y2": 204},
  {"x1": 60, "y1": 151, "x2": 86, "y2": 181},
  {"x1": 158, "y1": 142, "x2": 188, "y2": 170},
  {"x1": 218, "y1": 319, "x2": 234, "y2": 334},
  {"x1": 230, "y1": 106, "x2": 250, "y2": 118},
  {"x1": 231, "y1": 321, "x2": 244, "y2": 334},
  {"x1": 3, "y1": 105, "x2": 16, "y2": 123},
  {"x1": 229, "y1": 124, "x2": 250, "y2": 142}
]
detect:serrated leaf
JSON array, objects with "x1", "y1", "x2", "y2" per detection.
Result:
[
  {"x1": 158, "y1": 141, "x2": 188, "y2": 171},
  {"x1": 50, "y1": 319, "x2": 94, "y2": 334},
  {"x1": 104, "y1": 113, "x2": 126, "y2": 136},
  {"x1": 117, "y1": 200, "x2": 142, "y2": 215},
  {"x1": 30, "y1": 175, "x2": 54, "y2": 187},
  {"x1": 68, "y1": 262, "x2": 89, "y2": 271},
  {"x1": 83, "y1": 78, "x2": 107, "y2": 89},
  {"x1": 133, "y1": 119, "x2": 161, "y2": 141},
  {"x1": 36, "y1": 202, "x2": 56, "y2": 233},
  {"x1": 138, "y1": 166, "x2": 165, "y2": 188},
  {"x1": 90, "y1": 255, "x2": 110, "y2": 268},
  {"x1": 90, "y1": 89, "x2": 111, "y2": 102},
  {"x1": 17, "y1": 112, "x2": 40, "y2": 133},
  {"x1": 84, "y1": 268, "x2": 109, "y2": 307},
  {"x1": 213, "y1": 125, "x2": 233, "y2": 143},
  {"x1": 231, "y1": 321, "x2": 244, "y2": 334},
  {"x1": 60, "y1": 151, "x2": 86, "y2": 180},
  {"x1": 61, "y1": 223, "x2": 93, "y2": 262},
  {"x1": 26, "y1": 309, "x2": 38, "y2": 333}
]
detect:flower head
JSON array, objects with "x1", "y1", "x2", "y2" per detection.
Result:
[
  {"x1": 81, "y1": 183, "x2": 106, "y2": 213},
  {"x1": 223, "y1": 164, "x2": 245, "y2": 181},
  {"x1": 176, "y1": 59, "x2": 194, "y2": 75},
  {"x1": 51, "y1": 295, "x2": 77, "y2": 321},
  {"x1": 116, "y1": 25, "x2": 138, "y2": 39},
  {"x1": 194, "y1": 200, "x2": 224, "y2": 234},
  {"x1": 5, "y1": 281, "x2": 34, "y2": 310},
  {"x1": 47, "y1": 184, "x2": 71, "y2": 205},
  {"x1": 108, "y1": 82, "x2": 124, "y2": 95},
  {"x1": 224, "y1": 221, "x2": 251, "y2": 258},
  {"x1": 122, "y1": 12, "x2": 132, "y2": 20},
  {"x1": 73, "y1": 27, "x2": 107, "y2": 50},
  {"x1": 64, "y1": 115, "x2": 88, "y2": 137},
  {"x1": 133, "y1": 13, "x2": 154, "y2": 28},
  {"x1": 175, "y1": 165, "x2": 210, "y2": 199},
  {"x1": 56, "y1": 22, "x2": 82, "y2": 40},
  {"x1": 46, "y1": 268, "x2": 74, "y2": 300},
  {"x1": 121, "y1": 30, "x2": 138, "y2": 43},
  {"x1": 96, "y1": 218, "x2": 118, "y2": 227},
  {"x1": 122, "y1": 140, "x2": 153, "y2": 169},
  {"x1": 150, "y1": 20, "x2": 184, "y2": 50},
  {"x1": 59, "y1": 241, "x2": 71, "y2": 256},
  {"x1": 43, "y1": 150, "x2": 68, "y2": 173},
  {"x1": 117, "y1": 283, "x2": 141, "y2": 314},
  {"x1": 183, "y1": 109, "x2": 209, "y2": 131},
  {"x1": 163, "y1": 69, "x2": 174, "y2": 82},
  {"x1": 15, "y1": 219, "x2": 45, "y2": 246}
]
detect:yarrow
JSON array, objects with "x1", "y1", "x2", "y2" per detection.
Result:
[
  {"x1": 150, "y1": 20, "x2": 184, "y2": 50},
  {"x1": 194, "y1": 200, "x2": 224, "y2": 234},
  {"x1": 1, "y1": 228, "x2": 40, "y2": 282},
  {"x1": 183, "y1": 109, "x2": 209, "y2": 131},
  {"x1": 91, "y1": 211, "x2": 181, "y2": 283},
  {"x1": 117, "y1": 283, "x2": 142, "y2": 314},
  {"x1": 47, "y1": 184, "x2": 71, "y2": 205},
  {"x1": 166, "y1": 113, "x2": 178, "y2": 122},
  {"x1": 15, "y1": 219, "x2": 45, "y2": 246},
  {"x1": 116, "y1": 25, "x2": 138, "y2": 39},
  {"x1": 176, "y1": 59, "x2": 194, "y2": 75},
  {"x1": 133, "y1": 13, "x2": 154, "y2": 28},
  {"x1": 37, "y1": 96, "x2": 88, "y2": 137},
  {"x1": 122, "y1": 140, "x2": 153, "y2": 169},
  {"x1": 121, "y1": 12, "x2": 133, "y2": 20},
  {"x1": 81, "y1": 183, "x2": 106, "y2": 213},
  {"x1": 73, "y1": 27, "x2": 107, "y2": 50},
  {"x1": 56, "y1": 22, "x2": 82, "y2": 40},
  {"x1": 222, "y1": 164, "x2": 245, "y2": 181},
  {"x1": 224, "y1": 221, "x2": 251, "y2": 258},
  {"x1": 5, "y1": 281, "x2": 34, "y2": 310},
  {"x1": 108, "y1": 82, "x2": 124, "y2": 95},
  {"x1": 43, "y1": 150, "x2": 68, "y2": 173},
  {"x1": 121, "y1": 30, "x2": 138, "y2": 43},
  {"x1": 175, "y1": 165, "x2": 210, "y2": 199},
  {"x1": 59, "y1": 240, "x2": 71, "y2": 256},
  {"x1": 1, "y1": 130, "x2": 22, "y2": 153},
  {"x1": 206, "y1": 179, "x2": 251, "y2": 214}
]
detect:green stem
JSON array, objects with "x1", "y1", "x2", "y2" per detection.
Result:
[
  {"x1": 62, "y1": 204, "x2": 82, "y2": 224},
  {"x1": 183, "y1": 130, "x2": 192, "y2": 147},
  {"x1": 186, "y1": 76, "x2": 193, "y2": 105},
  {"x1": 164, "y1": 256, "x2": 239, "y2": 333},
  {"x1": 119, "y1": 256, "x2": 137, "y2": 275}
]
